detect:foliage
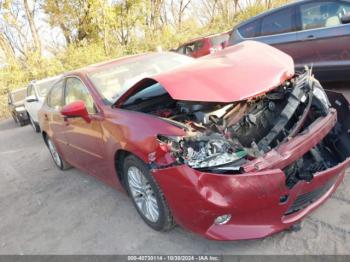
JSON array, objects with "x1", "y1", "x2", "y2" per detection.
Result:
[{"x1": 0, "y1": 0, "x2": 290, "y2": 119}]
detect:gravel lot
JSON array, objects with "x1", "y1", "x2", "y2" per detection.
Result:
[{"x1": 0, "y1": 87, "x2": 349, "y2": 255}]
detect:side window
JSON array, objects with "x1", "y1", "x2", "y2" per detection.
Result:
[
  {"x1": 238, "y1": 20, "x2": 260, "y2": 38},
  {"x1": 27, "y1": 85, "x2": 35, "y2": 97},
  {"x1": 47, "y1": 80, "x2": 64, "y2": 110},
  {"x1": 300, "y1": 1, "x2": 350, "y2": 30},
  {"x1": 261, "y1": 8, "x2": 296, "y2": 36},
  {"x1": 65, "y1": 77, "x2": 95, "y2": 114}
]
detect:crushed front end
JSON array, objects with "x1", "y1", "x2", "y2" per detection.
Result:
[{"x1": 123, "y1": 69, "x2": 350, "y2": 240}]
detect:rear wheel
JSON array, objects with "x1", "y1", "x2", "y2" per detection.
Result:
[
  {"x1": 123, "y1": 155, "x2": 175, "y2": 231},
  {"x1": 46, "y1": 137, "x2": 71, "y2": 170}
]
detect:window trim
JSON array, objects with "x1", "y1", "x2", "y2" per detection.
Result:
[{"x1": 63, "y1": 75, "x2": 99, "y2": 115}]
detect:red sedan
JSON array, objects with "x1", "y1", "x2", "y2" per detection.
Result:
[{"x1": 39, "y1": 41, "x2": 350, "y2": 240}]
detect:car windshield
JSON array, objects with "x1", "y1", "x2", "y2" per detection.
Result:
[
  {"x1": 88, "y1": 53, "x2": 194, "y2": 104},
  {"x1": 36, "y1": 78, "x2": 59, "y2": 97},
  {"x1": 11, "y1": 89, "x2": 26, "y2": 102},
  {"x1": 210, "y1": 34, "x2": 229, "y2": 47}
]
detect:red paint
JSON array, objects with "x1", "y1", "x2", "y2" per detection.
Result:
[
  {"x1": 61, "y1": 100, "x2": 91, "y2": 123},
  {"x1": 123, "y1": 41, "x2": 294, "y2": 103},
  {"x1": 176, "y1": 32, "x2": 230, "y2": 58},
  {"x1": 152, "y1": 111, "x2": 350, "y2": 240},
  {"x1": 39, "y1": 42, "x2": 349, "y2": 241}
]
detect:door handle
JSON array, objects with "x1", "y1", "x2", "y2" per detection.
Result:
[{"x1": 303, "y1": 34, "x2": 316, "y2": 41}]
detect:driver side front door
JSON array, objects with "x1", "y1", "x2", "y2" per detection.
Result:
[{"x1": 63, "y1": 77, "x2": 107, "y2": 179}]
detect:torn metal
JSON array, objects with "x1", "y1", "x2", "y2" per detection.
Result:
[{"x1": 122, "y1": 68, "x2": 350, "y2": 186}]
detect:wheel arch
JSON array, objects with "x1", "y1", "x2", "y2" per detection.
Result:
[
  {"x1": 114, "y1": 149, "x2": 132, "y2": 189},
  {"x1": 42, "y1": 130, "x2": 48, "y2": 146}
]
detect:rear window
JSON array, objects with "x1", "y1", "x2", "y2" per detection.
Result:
[
  {"x1": 210, "y1": 34, "x2": 229, "y2": 46},
  {"x1": 10, "y1": 89, "x2": 26, "y2": 102}
]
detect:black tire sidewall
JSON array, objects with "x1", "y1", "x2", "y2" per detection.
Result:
[{"x1": 123, "y1": 155, "x2": 169, "y2": 231}]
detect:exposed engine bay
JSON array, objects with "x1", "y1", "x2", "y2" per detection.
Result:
[{"x1": 121, "y1": 69, "x2": 350, "y2": 187}]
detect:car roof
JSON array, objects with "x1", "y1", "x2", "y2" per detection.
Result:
[
  {"x1": 30, "y1": 75, "x2": 62, "y2": 86},
  {"x1": 234, "y1": 0, "x2": 307, "y2": 28}
]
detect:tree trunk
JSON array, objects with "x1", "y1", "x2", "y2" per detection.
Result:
[{"x1": 23, "y1": 0, "x2": 41, "y2": 56}]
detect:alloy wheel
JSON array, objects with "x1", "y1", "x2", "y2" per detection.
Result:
[
  {"x1": 127, "y1": 166, "x2": 160, "y2": 223},
  {"x1": 47, "y1": 138, "x2": 62, "y2": 167}
]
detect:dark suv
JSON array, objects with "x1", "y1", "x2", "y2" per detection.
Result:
[
  {"x1": 228, "y1": 0, "x2": 350, "y2": 82},
  {"x1": 8, "y1": 88, "x2": 29, "y2": 126}
]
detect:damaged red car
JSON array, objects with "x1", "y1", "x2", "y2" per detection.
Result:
[{"x1": 39, "y1": 41, "x2": 350, "y2": 240}]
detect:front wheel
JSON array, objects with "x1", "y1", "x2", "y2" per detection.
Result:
[
  {"x1": 123, "y1": 155, "x2": 175, "y2": 231},
  {"x1": 46, "y1": 137, "x2": 71, "y2": 170}
]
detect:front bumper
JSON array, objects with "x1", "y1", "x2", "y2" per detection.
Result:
[{"x1": 152, "y1": 109, "x2": 350, "y2": 240}]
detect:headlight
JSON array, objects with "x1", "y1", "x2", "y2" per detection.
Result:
[
  {"x1": 157, "y1": 134, "x2": 247, "y2": 169},
  {"x1": 15, "y1": 106, "x2": 26, "y2": 112}
]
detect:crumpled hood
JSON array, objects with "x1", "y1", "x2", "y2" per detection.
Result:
[{"x1": 117, "y1": 41, "x2": 295, "y2": 104}]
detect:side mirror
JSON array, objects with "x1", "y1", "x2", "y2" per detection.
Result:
[
  {"x1": 60, "y1": 100, "x2": 91, "y2": 123},
  {"x1": 26, "y1": 95, "x2": 38, "y2": 103},
  {"x1": 341, "y1": 14, "x2": 350, "y2": 24}
]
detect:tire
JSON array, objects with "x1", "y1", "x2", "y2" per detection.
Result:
[
  {"x1": 12, "y1": 113, "x2": 18, "y2": 124},
  {"x1": 45, "y1": 136, "x2": 71, "y2": 170},
  {"x1": 123, "y1": 155, "x2": 175, "y2": 231},
  {"x1": 19, "y1": 119, "x2": 26, "y2": 126},
  {"x1": 29, "y1": 115, "x2": 40, "y2": 133}
]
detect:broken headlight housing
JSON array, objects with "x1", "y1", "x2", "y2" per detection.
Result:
[
  {"x1": 312, "y1": 80, "x2": 330, "y2": 115},
  {"x1": 158, "y1": 134, "x2": 247, "y2": 169},
  {"x1": 313, "y1": 86, "x2": 330, "y2": 108}
]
